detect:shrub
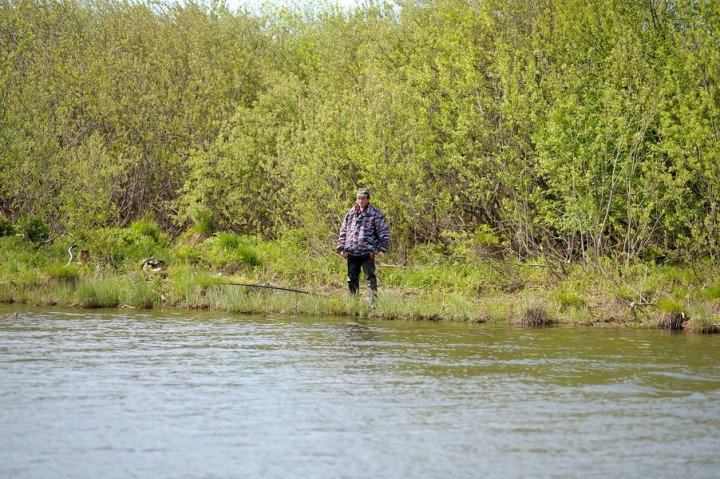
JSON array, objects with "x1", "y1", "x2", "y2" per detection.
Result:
[
  {"x1": 86, "y1": 227, "x2": 169, "y2": 268},
  {"x1": 0, "y1": 217, "x2": 15, "y2": 237},
  {"x1": 20, "y1": 217, "x2": 50, "y2": 243},
  {"x1": 443, "y1": 225, "x2": 507, "y2": 260}
]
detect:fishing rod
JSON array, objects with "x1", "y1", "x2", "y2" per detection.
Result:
[{"x1": 206, "y1": 282, "x2": 322, "y2": 296}]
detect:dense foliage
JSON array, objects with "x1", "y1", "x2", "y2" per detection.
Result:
[{"x1": 2, "y1": 0, "x2": 719, "y2": 264}]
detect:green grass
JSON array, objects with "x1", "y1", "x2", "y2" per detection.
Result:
[
  {"x1": 130, "y1": 219, "x2": 162, "y2": 243},
  {"x1": 554, "y1": 290, "x2": 587, "y2": 310},
  {"x1": 476, "y1": 298, "x2": 509, "y2": 323},
  {"x1": 699, "y1": 284, "x2": 720, "y2": 301},
  {"x1": 0, "y1": 225, "x2": 719, "y2": 332},
  {"x1": 119, "y1": 275, "x2": 157, "y2": 309},
  {"x1": 686, "y1": 302, "x2": 720, "y2": 333},
  {"x1": 74, "y1": 277, "x2": 122, "y2": 308},
  {"x1": 657, "y1": 297, "x2": 684, "y2": 314},
  {"x1": 45, "y1": 264, "x2": 81, "y2": 283}
]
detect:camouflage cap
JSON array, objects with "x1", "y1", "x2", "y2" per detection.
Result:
[{"x1": 356, "y1": 187, "x2": 371, "y2": 198}]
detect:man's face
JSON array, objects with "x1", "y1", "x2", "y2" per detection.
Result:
[{"x1": 356, "y1": 195, "x2": 369, "y2": 208}]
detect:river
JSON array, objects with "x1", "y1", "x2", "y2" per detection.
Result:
[{"x1": 1, "y1": 306, "x2": 719, "y2": 478}]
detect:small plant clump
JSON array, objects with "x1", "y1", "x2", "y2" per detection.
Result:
[
  {"x1": 45, "y1": 265, "x2": 80, "y2": 284},
  {"x1": 521, "y1": 301, "x2": 555, "y2": 327},
  {"x1": 656, "y1": 298, "x2": 688, "y2": 331}
]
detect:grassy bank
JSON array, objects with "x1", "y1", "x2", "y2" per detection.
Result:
[{"x1": 1, "y1": 222, "x2": 719, "y2": 333}]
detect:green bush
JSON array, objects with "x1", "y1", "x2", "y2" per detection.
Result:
[
  {"x1": 20, "y1": 217, "x2": 50, "y2": 243},
  {"x1": 87, "y1": 227, "x2": 169, "y2": 268},
  {"x1": 0, "y1": 217, "x2": 15, "y2": 237},
  {"x1": 443, "y1": 225, "x2": 507, "y2": 260}
]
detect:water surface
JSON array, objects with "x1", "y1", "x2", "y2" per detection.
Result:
[{"x1": 1, "y1": 307, "x2": 719, "y2": 478}]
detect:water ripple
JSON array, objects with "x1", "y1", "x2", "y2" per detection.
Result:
[{"x1": 1, "y1": 307, "x2": 719, "y2": 479}]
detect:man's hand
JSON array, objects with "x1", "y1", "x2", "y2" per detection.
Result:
[
  {"x1": 340, "y1": 250, "x2": 348, "y2": 258},
  {"x1": 370, "y1": 251, "x2": 376, "y2": 260}
]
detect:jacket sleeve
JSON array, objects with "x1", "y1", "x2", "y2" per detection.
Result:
[
  {"x1": 374, "y1": 212, "x2": 391, "y2": 253},
  {"x1": 337, "y1": 211, "x2": 349, "y2": 252}
]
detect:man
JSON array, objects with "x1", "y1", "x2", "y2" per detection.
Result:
[{"x1": 337, "y1": 187, "x2": 391, "y2": 301}]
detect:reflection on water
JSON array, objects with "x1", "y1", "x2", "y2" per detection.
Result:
[{"x1": 1, "y1": 306, "x2": 719, "y2": 479}]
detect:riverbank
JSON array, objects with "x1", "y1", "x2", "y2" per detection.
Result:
[{"x1": 1, "y1": 224, "x2": 719, "y2": 333}]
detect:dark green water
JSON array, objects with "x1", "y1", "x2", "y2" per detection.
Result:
[{"x1": 1, "y1": 306, "x2": 719, "y2": 478}]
